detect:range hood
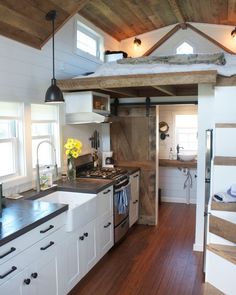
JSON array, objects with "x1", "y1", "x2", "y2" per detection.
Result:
[{"x1": 64, "y1": 91, "x2": 110, "y2": 124}]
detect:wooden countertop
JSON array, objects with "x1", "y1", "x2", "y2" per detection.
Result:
[{"x1": 159, "y1": 159, "x2": 197, "y2": 168}]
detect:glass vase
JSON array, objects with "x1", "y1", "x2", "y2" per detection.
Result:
[{"x1": 67, "y1": 158, "x2": 76, "y2": 181}]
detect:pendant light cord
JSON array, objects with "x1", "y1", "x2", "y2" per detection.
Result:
[{"x1": 52, "y1": 15, "x2": 55, "y2": 80}]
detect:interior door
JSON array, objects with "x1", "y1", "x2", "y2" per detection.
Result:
[{"x1": 156, "y1": 106, "x2": 159, "y2": 226}]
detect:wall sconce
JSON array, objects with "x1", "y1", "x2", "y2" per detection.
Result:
[
  {"x1": 134, "y1": 37, "x2": 141, "y2": 47},
  {"x1": 231, "y1": 27, "x2": 236, "y2": 38}
]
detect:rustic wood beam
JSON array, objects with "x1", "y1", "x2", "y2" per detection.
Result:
[
  {"x1": 186, "y1": 23, "x2": 235, "y2": 54},
  {"x1": 167, "y1": 0, "x2": 185, "y2": 26},
  {"x1": 100, "y1": 88, "x2": 138, "y2": 98},
  {"x1": 143, "y1": 24, "x2": 181, "y2": 56},
  {"x1": 58, "y1": 71, "x2": 217, "y2": 91},
  {"x1": 217, "y1": 74, "x2": 236, "y2": 86},
  {"x1": 152, "y1": 85, "x2": 176, "y2": 96}
]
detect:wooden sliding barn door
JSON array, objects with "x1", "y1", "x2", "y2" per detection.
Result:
[{"x1": 111, "y1": 106, "x2": 158, "y2": 225}]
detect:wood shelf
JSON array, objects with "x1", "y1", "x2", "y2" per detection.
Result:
[
  {"x1": 207, "y1": 244, "x2": 236, "y2": 265},
  {"x1": 211, "y1": 200, "x2": 236, "y2": 212},
  {"x1": 159, "y1": 159, "x2": 197, "y2": 168},
  {"x1": 214, "y1": 156, "x2": 236, "y2": 166},
  {"x1": 215, "y1": 123, "x2": 236, "y2": 128},
  {"x1": 209, "y1": 215, "x2": 236, "y2": 244}
]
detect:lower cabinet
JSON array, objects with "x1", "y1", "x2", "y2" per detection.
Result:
[
  {"x1": 98, "y1": 214, "x2": 114, "y2": 259},
  {"x1": 66, "y1": 219, "x2": 98, "y2": 293}
]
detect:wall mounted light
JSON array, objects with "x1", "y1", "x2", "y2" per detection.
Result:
[
  {"x1": 134, "y1": 37, "x2": 142, "y2": 47},
  {"x1": 231, "y1": 27, "x2": 236, "y2": 38},
  {"x1": 45, "y1": 10, "x2": 64, "y2": 103}
]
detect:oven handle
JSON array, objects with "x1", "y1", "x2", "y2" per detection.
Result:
[{"x1": 115, "y1": 181, "x2": 131, "y2": 193}]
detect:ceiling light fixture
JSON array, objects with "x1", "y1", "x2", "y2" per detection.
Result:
[
  {"x1": 134, "y1": 37, "x2": 142, "y2": 47},
  {"x1": 231, "y1": 27, "x2": 236, "y2": 38},
  {"x1": 45, "y1": 10, "x2": 64, "y2": 103}
]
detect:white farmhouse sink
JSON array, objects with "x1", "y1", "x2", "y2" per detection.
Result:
[
  {"x1": 38, "y1": 191, "x2": 97, "y2": 232},
  {"x1": 178, "y1": 154, "x2": 196, "y2": 161}
]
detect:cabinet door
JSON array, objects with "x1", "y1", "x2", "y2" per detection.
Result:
[
  {"x1": 129, "y1": 172, "x2": 140, "y2": 227},
  {"x1": 98, "y1": 186, "x2": 113, "y2": 218},
  {"x1": 99, "y1": 214, "x2": 114, "y2": 258},
  {"x1": 0, "y1": 267, "x2": 36, "y2": 295},
  {"x1": 83, "y1": 220, "x2": 98, "y2": 273}
]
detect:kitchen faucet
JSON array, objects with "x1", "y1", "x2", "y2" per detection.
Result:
[
  {"x1": 176, "y1": 144, "x2": 184, "y2": 160},
  {"x1": 36, "y1": 140, "x2": 58, "y2": 193}
]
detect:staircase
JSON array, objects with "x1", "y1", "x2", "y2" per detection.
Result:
[{"x1": 205, "y1": 123, "x2": 236, "y2": 294}]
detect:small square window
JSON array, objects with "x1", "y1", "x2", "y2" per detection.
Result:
[{"x1": 176, "y1": 42, "x2": 194, "y2": 55}]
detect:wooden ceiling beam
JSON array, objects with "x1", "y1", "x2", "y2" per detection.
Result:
[
  {"x1": 152, "y1": 85, "x2": 177, "y2": 96},
  {"x1": 143, "y1": 24, "x2": 181, "y2": 56},
  {"x1": 101, "y1": 88, "x2": 138, "y2": 98},
  {"x1": 58, "y1": 70, "x2": 217, "y2": 91},
  {"x1": 167, "y1": 0, "x2": 185, "y2": 27}
]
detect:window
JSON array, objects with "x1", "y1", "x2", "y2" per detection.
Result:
[
  {"x1": 175, "y1": 114, "x2": 198, "y2": 153},
  {"x1": 76, "y1": 22, "x2": 103, "y2": 60},
  {"x1": 0, "y1": 102, "x2": 24, "y2": 179},
  {"x1": 31, "y1": 104, "x2": 60, "y2": 169},
  {"x1": 176, "y1": 42, "x2": 194, "y2": 54}
]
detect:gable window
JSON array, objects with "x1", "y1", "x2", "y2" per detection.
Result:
[
  {"x1": 76, "y1": 21, "x2": 103, "y2": 60},
  {"x1": 176, "y1": 42, "x2": 194, "y2": 54},
  {"x1": 0, "y1": 102, "x2": 24, "y2": 179},
  {"x1": 31, "y1": 104, "x2": 60, "y2": 169},
  {"x1": 175, "y1": 114, "x2": 198, "y2": 154}
]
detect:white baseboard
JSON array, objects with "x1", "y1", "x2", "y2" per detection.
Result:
[
  {"x1": 193, "y1": 243, "x2": 203, "y2": 252},
  {"x1": 161, "y1": 196, "x2": 196, "y2": 204}
]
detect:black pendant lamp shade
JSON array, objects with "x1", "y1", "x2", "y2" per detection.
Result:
[{"x1": 45, "y1": 10, "x2": 64, "y2": 103}]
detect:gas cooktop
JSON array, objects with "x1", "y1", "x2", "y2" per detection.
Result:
[{"x1": 77, "y1": 167, "x2": 127, "y2": 180}]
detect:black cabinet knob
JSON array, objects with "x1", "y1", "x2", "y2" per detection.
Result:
[
  {"x1": 84, "y1": 232, "x2": 88, "y2": 237},
  {"x1": 79, "y1": 236, "x2": 84, "y2": 241},
  {"x1": 24, "y1": 278, "x2": 31, "y2": 285},
  {"x1": 31, "y1": 272, "x2": 38, "y2": 279}
]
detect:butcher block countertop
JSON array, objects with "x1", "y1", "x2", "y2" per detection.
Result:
[{"x1": 159, "y1": 159, "x2": 197, "y2": 168}]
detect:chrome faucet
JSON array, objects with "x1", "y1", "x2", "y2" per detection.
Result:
[
  {"x1": 176, "y1": 144, "x2": 184, "y2": 160},
  {"x1": 36, "y1": 140, "x2": 58, "y2": 193}
]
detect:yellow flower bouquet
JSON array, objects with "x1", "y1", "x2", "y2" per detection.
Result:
[{"x1": 64, "y1": 138, "x2": 82, "y2": 180}]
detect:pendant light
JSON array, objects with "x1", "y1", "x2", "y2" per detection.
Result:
[{"x1": 45, "y1": 10, "x2": 64, "y2": 103}]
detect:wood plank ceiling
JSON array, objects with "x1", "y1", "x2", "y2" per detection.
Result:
[
  {"x1": 0, "y1": 0, "x2": 235, "y2": 49},
  {"x1": 79, "y1": 0, "x2": 236, "y2": 41},
  {"x1": 0, "y1": 0, "x2": 89, "y2": 49}
]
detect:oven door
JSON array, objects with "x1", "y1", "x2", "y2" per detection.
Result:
[{"x1": 113, "y1": 182, "x2": 130, "y2": 227}]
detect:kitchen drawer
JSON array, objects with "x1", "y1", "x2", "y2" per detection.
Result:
[
  {"x1": 97, "y1": 186, "x2": 113, "y2": 217},
  {"x1": 98, "y1": 214, "x2": 114, "y2": 258},
  {"x1": 114, "y1": 217, "x2": 129, "y2": 244},
  {"x1": 0, "y1": 212, "x2": 66, "y2": 265},
  {"x1": 0, "y1": 226, "x2": 66, "y2": 286}
]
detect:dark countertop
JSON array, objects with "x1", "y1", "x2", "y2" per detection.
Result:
[
  {"x1": 115, "y1": 166, "x2": 140, "y2": 175},
  {"x1": 0, "y1": 199, "x2": 68, "y2": 247},
  {"x1": 0, "y1": 177, "x2": 115, "y2": 247}
]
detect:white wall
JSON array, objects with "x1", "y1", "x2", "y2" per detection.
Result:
[
  {"x1": 120, "y1": 23, "x2": 236, "y2": 57},
  {"x1": 0, "y1": 14, "x2": 119, "y2": 196}
]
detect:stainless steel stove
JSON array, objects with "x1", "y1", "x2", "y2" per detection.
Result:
[{"x1": 76, "y1": 154, "x2": 130, "y2": 244}]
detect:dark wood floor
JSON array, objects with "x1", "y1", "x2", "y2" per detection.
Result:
[{"x1": 70, "y1": 203, "x2": 205, "y2": 295}]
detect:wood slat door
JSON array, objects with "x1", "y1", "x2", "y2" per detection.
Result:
[{"x1": 111, "y1": 106, "x2": 158, "y2": 225}]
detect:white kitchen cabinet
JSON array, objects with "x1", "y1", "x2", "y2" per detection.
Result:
[
  {"x1": 129, "y1": 171, "x2": 140, "y2": 227},
  {"x1": 97, "y1": 186, "x2": 113, "y2": 219},
  {"x1": 66, "y1": 219, "x2": 98, "y2": 293},
  {"x1": 98, "y1": 214, "x2": 114, "y2": 258},
  {"x1": 0, "y1": 217, "x2": 67, "y2": 295}
]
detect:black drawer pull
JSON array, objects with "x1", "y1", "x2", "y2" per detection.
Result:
[
  {"x1": 0, "y1": 247, "x2": 16, "y2": 259},
  {"x1": 133, "y1": 200, "x2": 138, "y2": 204},
  {"x1": 40, "y1": 241, "x2": 54, "y2": 251},
  {"x1": 40, "y1": 225, "x2": 54, "y2": 233},
  {"x1": 104, "y1": 222, "x2": 111, "y2": 228},
  {"x1": 133, "y1": 174, "x2": 139, "y2": 178},
  {"x1": 24, "y1": 278, "x2": 31, "y2": 285},
  {"x1": 79, "y1": 236, "x2": 84, "y2": 241},
  {"x1": 103, "y1": 189, "x2": 111, "y2": 195},
  {"x1": 0, "y1": 266, "x2": 17, "y2": 279},
  {"x1": 31, "y1": 272, "x2": 38, "y2": 279},
  {"x1": 84, "y1": 232, "x2": 88, "y2": 237}
]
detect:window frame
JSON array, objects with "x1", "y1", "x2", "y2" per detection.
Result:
[
  {"x1": 175, "y1": 41, "x2": 194, "y2": 55},
  {"x1": 74, "y1": 19, "x2": 104, "y2": 63}
]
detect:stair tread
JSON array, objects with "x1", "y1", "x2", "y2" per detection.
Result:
[
  {"x1": 203, "y1": 282, "x2": 224, "y2": 295},
  {"x1": 214, "y1": 156, "x2": 236, "y2": 166},
  {"x1": 215, "y1": 123, "x2": 236, "y2": 128},
  {"x1": 211, "y1": 200, "x2": 236, "y2": 212},
  {"x1": 209, "y1": 215, "x2": 236, "y2": 244},
  {"x1": 207, "y1": 243, "x2": 236, "y2": 265}
]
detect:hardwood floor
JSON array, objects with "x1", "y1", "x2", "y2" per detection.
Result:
[{"x1": 69, "y1": 203, "x2": 205, "y2": 295}]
